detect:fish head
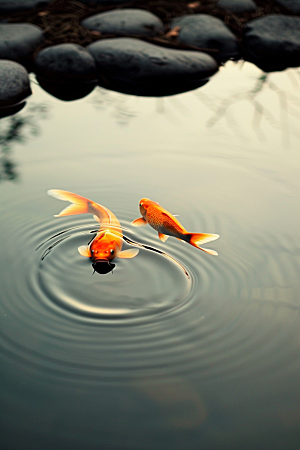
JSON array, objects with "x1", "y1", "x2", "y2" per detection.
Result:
[
  {"x1": 139, "y1": 198, "x2": 149, "y2": 217},
  {"x1": 90, "y1": 232, "x2": 121, "y2": 264},
  {"x1": 139, "y1": 198, "x2": 159, "y2": 218}
]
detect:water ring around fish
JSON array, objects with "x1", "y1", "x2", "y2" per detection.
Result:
[{"x1": 35, "y1": 219, "x2": 193, "y2": 323}]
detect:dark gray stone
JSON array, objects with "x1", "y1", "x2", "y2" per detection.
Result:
[
  {"x1": 243, "y1": 15, "x2": 300, "y2": 72},
  {"x1": 88, "y1": 37, "x2": 218, "y2": 96},
  {"x1": 217, "y1": 0, "x2": 257, "y2": 13},
  {"x1": 0, "y1": 23, "x2": 44, "y2": 66},
  {"x1": 0, "y1": 0, "x2": 51, "y2": 14},
  {"x1": 34, "y1": 44, "x2": 97, "y2": 82},
  {"x1": 81, "y1": 9, "x2": 164, "y2": 37},
  {"x1": 78, "y1": 0, "x2": 129, "y2": 5},
  {"x1": 36, "y1": 78, "x2": 97, "y2": 101},
  {"x1": 0, "y1": 60, "x2": 31, "y2": 107},
  {"x1": 275, "y1": 0, "x2": 300, "y2": 13},
  {"x1": 170, "y1": 14, "x2": 240, "y2": 63}
]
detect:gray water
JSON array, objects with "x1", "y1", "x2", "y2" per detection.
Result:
[{"x1": 1, "y1": 61, "x2": 300, "y2": 450}]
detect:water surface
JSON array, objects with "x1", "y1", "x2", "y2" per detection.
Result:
[{"x1": 1, "y1": 62, "x2": 300, "y2": 450}]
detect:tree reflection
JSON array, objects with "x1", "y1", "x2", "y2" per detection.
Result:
[
  {"x1": 194, "y1": 64, "x2": 300, "y2": 147},
  {"x1": 0, "y1": 103, "x2": 48, "y2": 182}
]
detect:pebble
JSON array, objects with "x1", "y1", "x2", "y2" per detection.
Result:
[
  {"x1": 216, "y1": 0, "x2": 257, "y2": 13},
  {"x1": 275, "y1": 0, "x2": 300, "y2": 14},
  {"x1": 0, "y1": 23, "x2": 44, "y2": 67},
  {"x1": 88, "y1": 37, "x2": 218, "y2": 96},
  {"x1": 34, "y1": 43, "x2": 97, "y2": 81},
  {"x1": 78, "y1": 0, "x2": 129, "y2": 5},
  {"x1": 0, "y1": 0, "x2": 51, "y2": 14},
  {"x1": 36, "y1": 78, "x2": 97, "y2": 101},
  {"x1": 243, "y1": 15, "x2": 300, "y2": 71},
  {"x1": 170, "y1": 14, "x2": 240, "y2": 63},
  {"x1": 81, "y1": 9, "x2": 164, "y2": 37},
  {"x1": 0, "y1": 60, "x2": 31, "y2": 108}
]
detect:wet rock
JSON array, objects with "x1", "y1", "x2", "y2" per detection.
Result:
[
  {"x1": 170, "y1": 14, "x2": 240, "y2": 63},
  {"x1": 0, "y1": 102, "x2": 26, "y2": 119},
  {"x1": 88, "y1": 37, "x2": 218, "y2": 96},
  {"x1": 0, "y1": 60, "x2": 31, "y2": 108},
  {"x1": 36, "y1": 78, "x2": 97, "y2": 101},
  {"x1": 243, "y1": 15, "x2": 300, "y2": 72},
  {"x1": 78, "y1": 0, "x2": 129, "y2": 4},
  {"x1": 81, "y1": 9, "x2": 164, "y2": 37},
  {"x1": 34, "y1": 44, "x2": 97, "y2": 82},
  {"x1": 217, "y1": 0, "x2": 257, "y2": 13},
  {"x1": 275, "y1": 0, "x2": 300, "y2": 13},
  {"x1": 0, "y1": 23, "x2": 44, "y2": 67},
  {"x1": 0, "y1": 0, "x2": 51, "y2": 14}
]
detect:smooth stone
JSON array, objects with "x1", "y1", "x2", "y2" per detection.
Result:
[
  {"x1": 81, "y1": 9, "x2": 164, "y2": 37},
  {"x1": 0, "y1": 60, "x2": 31, "y2": 107},
  {"x1": 0, "y1": 0, "x2": 51, "y2": 14},
  {"x1": 171, "y1": 14, "x2": 240, "y2": 63},
  {"x1": 88, "y1": 38, "x2": 218, "y2": 96},
  {"x1": 0, "y1": 23, "x2": 44, "y2": 66},
  {"x1": 217, "y1": 0, "x2": 257, "y2": 13},
  {"x1": 0, "y1": 102, "x2": 26, "y2": 119},
  {"x1": 243, "y1": 15, "x2": 300, "y2": 72},
  {"x1": 36, "y1": 77, "x2": 97, "y2": 101},
  {"x1": 275, "y1": 0, "x2": 300, "y2": 13},
  {"x1": 34, "y1": 44, "x2": 97, "y2": 82},
  {"x1": 78, "y1": 0, "x2": 129, "y2": 5}
]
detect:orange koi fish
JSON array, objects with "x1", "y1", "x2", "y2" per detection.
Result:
[
  {"x1": 48, "y1": 190, "x2": 139, "y2": 266},
  {"x1": 132, "y1": 198, "x2": 219, "y2": 255}
]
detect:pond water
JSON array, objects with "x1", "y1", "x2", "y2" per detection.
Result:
[{"x1": 1, "y1": 61, "x2": 300, "y2": 450}]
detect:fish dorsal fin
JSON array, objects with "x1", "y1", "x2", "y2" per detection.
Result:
[
  {"x1": 158, "y1": 232, "x2": 169, "y2": 242},
  {"x1": 118, "y1": 248, "x2": 139, "y2": 259},
  {"x1": 78, "y1": 245, "x2": 91, "y2": 257},
  {"x1": 131, "y1": 218, "x2": 147, "y2": 227}
]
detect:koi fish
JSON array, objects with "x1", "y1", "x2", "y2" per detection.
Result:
[
  {"x1": 48, "y1": 189, "x2": 139, "y2": 266},
  {"x1": 131, "y1": 198, "x2": 219, "y2": 255}
]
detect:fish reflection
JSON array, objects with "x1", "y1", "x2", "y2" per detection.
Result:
[
  {"x1": 132, "y1": 198, "x2": 219, "y2": 255},
  {"x1": 48, "y1": 190, "x2": 139, "y2": 270}
]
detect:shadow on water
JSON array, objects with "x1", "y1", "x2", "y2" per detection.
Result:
[
  {"x1": 89, "y1": 65, "x2": 300, "y2": 148},
  {"x1": 0, "y1": 103, "x2": 49, "y2": 182}
]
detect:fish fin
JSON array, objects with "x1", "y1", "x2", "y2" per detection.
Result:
[
  {"x1": 131, "y1": 218, "x2": 147, "y2": 227},
  {"x1": 198, "y1": 247, "x2": 218, "y2": 256},
  {"x1": 118, "y1": 248, "x2": 139, "y2": 259},
  {"x1": 158, "y1": 232, "x2": 169, "y2": 242},
  {"x1": 78, "y1": 245, "x2": 91, "y2": 257},
  {"x1": 93, "y1": 215, "x2": 101, "y2": 223},
  {"x1": 186, "y1": 233, "x2": 219, "y2": 255},
  {"x1": 48, "y1": 189, "x2": 90, "y2": 217}
]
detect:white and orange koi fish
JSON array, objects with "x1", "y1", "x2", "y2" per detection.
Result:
[
  {"x1": 48, "y1": 189, "x2": 139, "y2": 264},
  {"x1": 132, "y1": 198, "x2": 219, "y2": 255}
]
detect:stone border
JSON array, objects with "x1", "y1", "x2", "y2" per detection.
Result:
[{"x1": 0, "y1": 1, "x2": 300, "y2": 107}]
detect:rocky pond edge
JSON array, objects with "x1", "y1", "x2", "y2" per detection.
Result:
[{"x1": 1, "y1": 0, "x2": 300, "y2": 109}]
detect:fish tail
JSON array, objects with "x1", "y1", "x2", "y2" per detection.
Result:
[
  {"x1": 185, "y1": 232, "x2": 219, "y2": 256},
  {"x1": 47, "y1": 189, "x2": 92, "y2": 217}
]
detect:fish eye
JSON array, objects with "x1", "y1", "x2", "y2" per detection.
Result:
[
  {"x1": 139, "y1": 203, "x2": 142, "y2": 207},
  {"x1": 110, "y1": 249, "x2": 114, "y2": 255},
  {"x1": 91, "y1": 250, "x2": 94, "y2": 253}
]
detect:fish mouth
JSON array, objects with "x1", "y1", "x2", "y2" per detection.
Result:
[
  {"x1": 92, "y1": 259, "x2": 115, "y2": 275},
  {"x1": 93, "y1": 259, "x2": 110, "y2": 264}
]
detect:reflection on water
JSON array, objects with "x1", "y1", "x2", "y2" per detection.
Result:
[
  {"x1": 1, "y1": 62, "x2": 300, "y2": 450},
  {"x1": 0, "y1": 103, "x2": 49, "y2": 182},
  {"x1": 194, "y1": 63, "x2": 300, "y2": 146}
]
